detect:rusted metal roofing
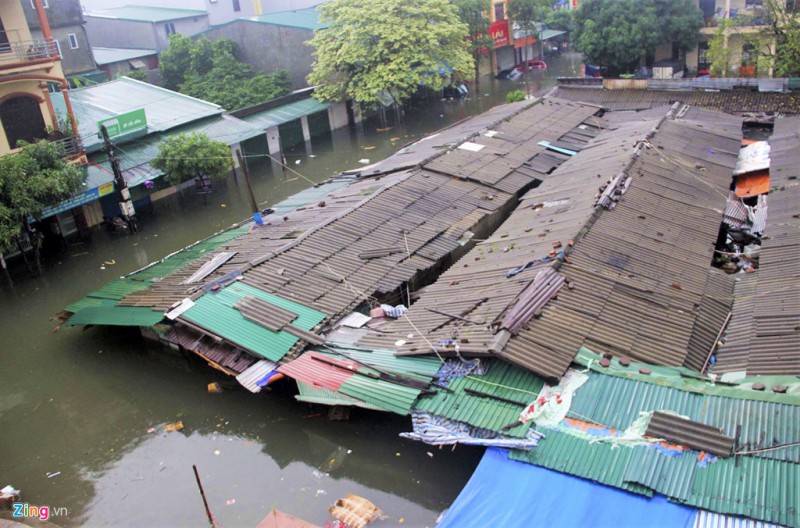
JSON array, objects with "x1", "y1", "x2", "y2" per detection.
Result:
[
  {"x1": 552, "y1": 86, "x2": 800, "y2": 115},
  {"x1": 168, "y1": 325, "x2": 257, "y2": 374},
  {"x1": 645, "y1": 412, "x2": 735, "y2": 457},
  {"x1": 278, "y1": 351, "x2": 358, "y2": 391}
]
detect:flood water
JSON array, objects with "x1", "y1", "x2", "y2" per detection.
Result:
[{"x1": 0, "y1": 55, "x2": 582, "y2": 527}]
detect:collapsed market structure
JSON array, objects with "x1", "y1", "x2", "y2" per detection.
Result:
[{"x1": 64, "y1": 93, "x2": 800, "y2": 527}]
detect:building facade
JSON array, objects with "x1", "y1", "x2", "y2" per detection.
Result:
[
  {"x1": 23, "y1": 0, "x2": 95, "y2": 77},
  {"x1": 84, "y1": 6, "x2": 210, "y2": 52},
  {"x1": 0, "y1": 0, "x2": 82, "y2": 159}
]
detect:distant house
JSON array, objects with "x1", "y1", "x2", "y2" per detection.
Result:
[
  {"x1": 22, "y1": 0, "x2": 99, "y2": 80},
  {"x1": 84, "y1": 6, "x2": 210, "y2": 52},
  {"x1": 199, "y1": 7, "x2": 326, "y2": 88},
  {"x1": 93, "y1": 47, "x2": 159, "y2": 81},
  {"x1": 81, "y1": 0, "x2": 326, "y2": 25},
  {"x1": 45, "y1": 78, "x2": 265, "y2": 228}
]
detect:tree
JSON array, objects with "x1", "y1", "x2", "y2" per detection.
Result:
[
  {"x1": 0, "y1": 141, "x2": 84, "y2": 272},
  {"x1": 452, "y1": 0, "x2": 493, "y2": 86},
  {"x1": 123, "y1": 70, "x2": 148, "y2": 82},
  {"x1": 573, "y1": 0, "x2": 702, "y2": 76},
  {"x1": 707, "y1": 19, "x2": 737, "y2": 77},
  {"x1": 307, "y1": 0, "x2": 474, "y2": 108},
  {"x1": 545, "y1": 9, "x2": 576, "y2": 35},
  {"x1": 151, "y1": 133, "x2": 233, "y2": 187},
  {"x1": 160, "y1": 34, "x2": 193, "y2": 91},
  {"x1": 751, "y1": 0, "x2": 800, "y2": 77},
  {"x1": 159, "y1": 36, "x2": 291, "y2": 110}
]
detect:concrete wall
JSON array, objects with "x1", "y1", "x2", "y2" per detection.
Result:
[
  {"x1": 206, "y1": 0, "x2": 255, "y2": 26},
  {"x1": 85, "y1": 18, "x2": 159, "y2": 50},
  {"x1": 201, "y1": 21, "x2": 315, "y2": 88},
  {"x1": 30, "y1": 25, "x2": 96, "y2": 75},
  {"x1": 85, "y1": 15, "x2": 210, "y2": 51},
  {"x1": 99, "y1": 54, "x2": 159, "y2": 79}
]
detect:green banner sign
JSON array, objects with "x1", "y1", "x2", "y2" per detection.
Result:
[{"x1": 98, "y1": 108, "x2": 147, "y2": 138}]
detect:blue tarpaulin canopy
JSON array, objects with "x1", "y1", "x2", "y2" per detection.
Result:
[{"x1": 437, "y1": 448, "x2": 696, "y2": 528}]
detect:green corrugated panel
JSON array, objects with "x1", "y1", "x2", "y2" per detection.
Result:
[
  {"x1": 64, "y1": 296, "x2": 116, "y2": 314},
  {"x1": 337, "y1": 375, "x2": 422, "y2": 416},
  {"x1": 66, "y1": 305, "x2": 164, "y2": 327},
  {"x1": 182, "y1": 283, "x2": 325, "y2": 362},
  {"x1": 242, "y1": 7, "x2": 326, "y2": 30},
  {"x1": 243, "y1": 98, "x2": 331, "y2": 130},
  {"x1": 296, "y1": 382, "x2": 383, "y2": 412},
  {"x1": 622, "y1": 447, "x2": 697, "y2": 501},
  {"x1": 323, "y1": 346, "x2": 442, "y2": 380},
  {"x1": 570, "y1": 373, "x2": 800, "y2": 463},
  {"x1": 688, "y1": 456, "x2": 800, "y2": 527},
  {"x1": 509, "y1": 430, "x2": 654, "y2": 496},
  {"x1": 84, "y1": 278, "x2": 151, "y2": 300},
  {"x1": 414, "y1": 359, "x2": 544, "y2": 437}
]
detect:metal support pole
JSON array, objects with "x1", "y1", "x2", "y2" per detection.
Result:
[{"x1": 236, "y1": 150, "x2": 259, "y2": 214}]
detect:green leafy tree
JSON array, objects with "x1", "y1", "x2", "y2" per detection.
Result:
[
  {"x1": 159, "y1": 34, "x2": 193, "y2": 90},
  {"x1": 160, "y1": 37, "x2": 291, "y2": 110},
  {"x1": 151, "y1": 132, "x2": 233, "y2": 187},
  {"x1": 707, "y1": 19, "x2": 737, "y2": 77},
  {"x1": 545, "y1": 9, "x2": 576, "y2": 35},
  {"x1": 573, "y1": 0, "x2": 702, "y2": 76},
  {"x1": 123, "y1": 70, "x2": 148, "y2": 82},
  {"x1": 307, "y1": 0, "x2": 474, "y2": 108},
  {"x1": 750, "y1": 0, "x2": 800, "y2": 77},
  {"x1": 0, "y1": 141, "x2": 84, "y2": 271},
  {"x1": 452, "y1": 0, "x2": 493, "y2": 85}
]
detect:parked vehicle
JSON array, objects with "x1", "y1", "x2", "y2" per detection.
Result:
[{"x1": 515, "y1": 59, "x2": 548, "y2": 72}]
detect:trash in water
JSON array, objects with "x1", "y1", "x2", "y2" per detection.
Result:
[
  {"x1": 103, "y1": 260, "x2": 116, "y2": 265},
  {"x1": 146, "y1": 427, "x2": 156, "y2": 434},
  {"x1": 295, "y1": 160, "x2": 301, "y2": 165},
  {"x1": 226, "y1": 499, "x2": 236, "y2": 506},
  {"x1": 329, "y1": 494, "x2": 382, "y2": 528},
  {"x1": 47, "y1": 472, "x2": 61, "y2": 479},
  {"x1": 208, "y1": 382, "x2": 222, "y2": 394},
  {"x1": 363, "y1": 146, "x2": 375, "y2": 150},
  {"x1": 220, "y1": 204, "x2": 226, "y2": 208},
  {"x1": 358, "y1": 159, "x2": 370, "y2": 164},
  {"x1": 164, "y1": 421, "x2": 183, "y2": 433},
  {"x1": 214, "y1": 450, "x2": 221, "y2": 456},
  {"x1": 316, "y1": 489, "x2": 327, "y2": 497}
]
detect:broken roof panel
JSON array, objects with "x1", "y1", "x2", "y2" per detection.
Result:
[
  {"x1": 180, "y1": 283, "x2": 325, "y2": 362},
  {"x1": 645, "y1": 412, "x2": 735, "y2": 457}
]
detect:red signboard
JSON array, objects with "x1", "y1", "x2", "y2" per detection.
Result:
[{"x1": 489, "y1": 19, "x2": 510, "y2": 48}]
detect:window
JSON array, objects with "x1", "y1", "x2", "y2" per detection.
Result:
[
  {"x1": 233, "y1": 0, "x2": 241, "y2": 11},
  {"x1": 1, "y1": 95, "x2": 48, "y2": 149},
  {"x1": 165, "y1": 23, "x2": 176, "y2": 37},
  {"x1": 53, "y1": 38, "x2": 61, "y2": 57},
  {"x1": 697, "y1": 41, "x2": 710, "y2": 70},
  {"x1": 494, "y1": 2, "x2": 505, "y2": 20},
  {"x1": 68, "y1": 33, "x2": 79, "y2": 50},
  {"x1": 741, "y1": 43, "x2": 755, "y2": 66},
  {"x1": 30, "y1": 0, "x2": 48, "y2": 8},
  {"x1": 0, "y1": 18, "x2": 9, "y2": 54}
]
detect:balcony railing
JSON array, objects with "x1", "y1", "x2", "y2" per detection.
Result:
[
  {"x1": 50, "y1": 135, "x2": 83, "y2": 158},
  {"x1": 0, "y1": 36, "x2": 60, "y2": 66}
]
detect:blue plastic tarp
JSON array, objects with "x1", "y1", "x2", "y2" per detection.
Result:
[{"x1": 437, "y1": 448, "x2": 696, "y2": 528}]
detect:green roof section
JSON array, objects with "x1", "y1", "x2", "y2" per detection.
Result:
[
  {"x1": 414, "y1": 359, "x2": 545, "y2": 437},
  {"x1": 66, "y1": 304, "x2": 164, "y2": 327},
  {"x1": 64, "y1": 278, "x2": 151, "y2": 314},
  {"x1": 321, "y1": 346, "x2": 443, "y2": 380},
  {"x1": 241, "y1": 7, "x2": 326, "y2": 30},
  {"x1": 337, "y1": 374, "x2": 422, "y2": 415},
  {"x1": 85, "y1": 6, "x2": 208, "y2": 23},
  {"x1": 181, "y1": 283, "x2": 326, "y2": 362},
  {"x1": 242, "y1": 98, "x2": 331, "y2": 131},
  {"x1": 575, "y1": 347, "x2": 800, "y2": 405},
  {"x1": 92, "y1": 47, "x2": 158, "y2": 66}
]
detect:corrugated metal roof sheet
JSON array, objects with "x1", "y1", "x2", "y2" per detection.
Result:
[
  {"x1": 569, "y1": 371, "x2": 800, "y2": 463},
  {"x1": 85, "y1": 6, "x2": 207, "y2": 22},
  {"x1": 242, "y1": 98, "x2": 331, "y2": 130},
  {"x1": 92, "y1": 47, "x2": 158, "y2": 66},
  {"x1": 66, "y1": 305, "x2": 164, "y2": 327},
  {"x1": 180, "y1": 283, "x2": 325, "y2": 362},
  {"x1": 337, "y1": 374, "x2": 422, "y2": 415},
  {"x1": 645, "y1": 412, "x2": 735, "y2": 457},
  {"x1": 295, "y1": 381, "x2": 383, "y2": 411},
  {"x1": 414, "y1": 359, "x2": 544, "y2": 437},
  {"x1": 552, "y1": 86, "x2": 800, "y2": 115},
  {"x1": 694, "y1": 509, "x2": 784, "y2": 528},
  {"x1": 236, "y1": 360, "x2": 278, "y2": 393},
  {"x1": 241, "y1": 7, "x2": 325, "y2": 30}
]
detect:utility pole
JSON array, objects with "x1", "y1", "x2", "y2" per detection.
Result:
[
  {"x1": 100, "y1": 125, "x2": 138, "y2": 232},
  {"x1": 236, "y1": 150, "x2": 264, "y2": 226}
]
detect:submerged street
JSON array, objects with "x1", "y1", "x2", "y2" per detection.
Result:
[{"x1": 0, "y1": 58, "x2": 582, "y2": 528}]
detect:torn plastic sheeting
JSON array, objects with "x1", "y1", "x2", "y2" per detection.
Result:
[
  {"x1": 733, "y1": 141, "x2": 770, "y2": 176},
  {"x1": 328, "y1": 494, "x2": 381, "y2": 528},
  {"x1": 519, "y1": 369, "x2": 588, "y2": 427},
  {"x1": 400, "y1": 411, "x2": 544, "y2": 450}
]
